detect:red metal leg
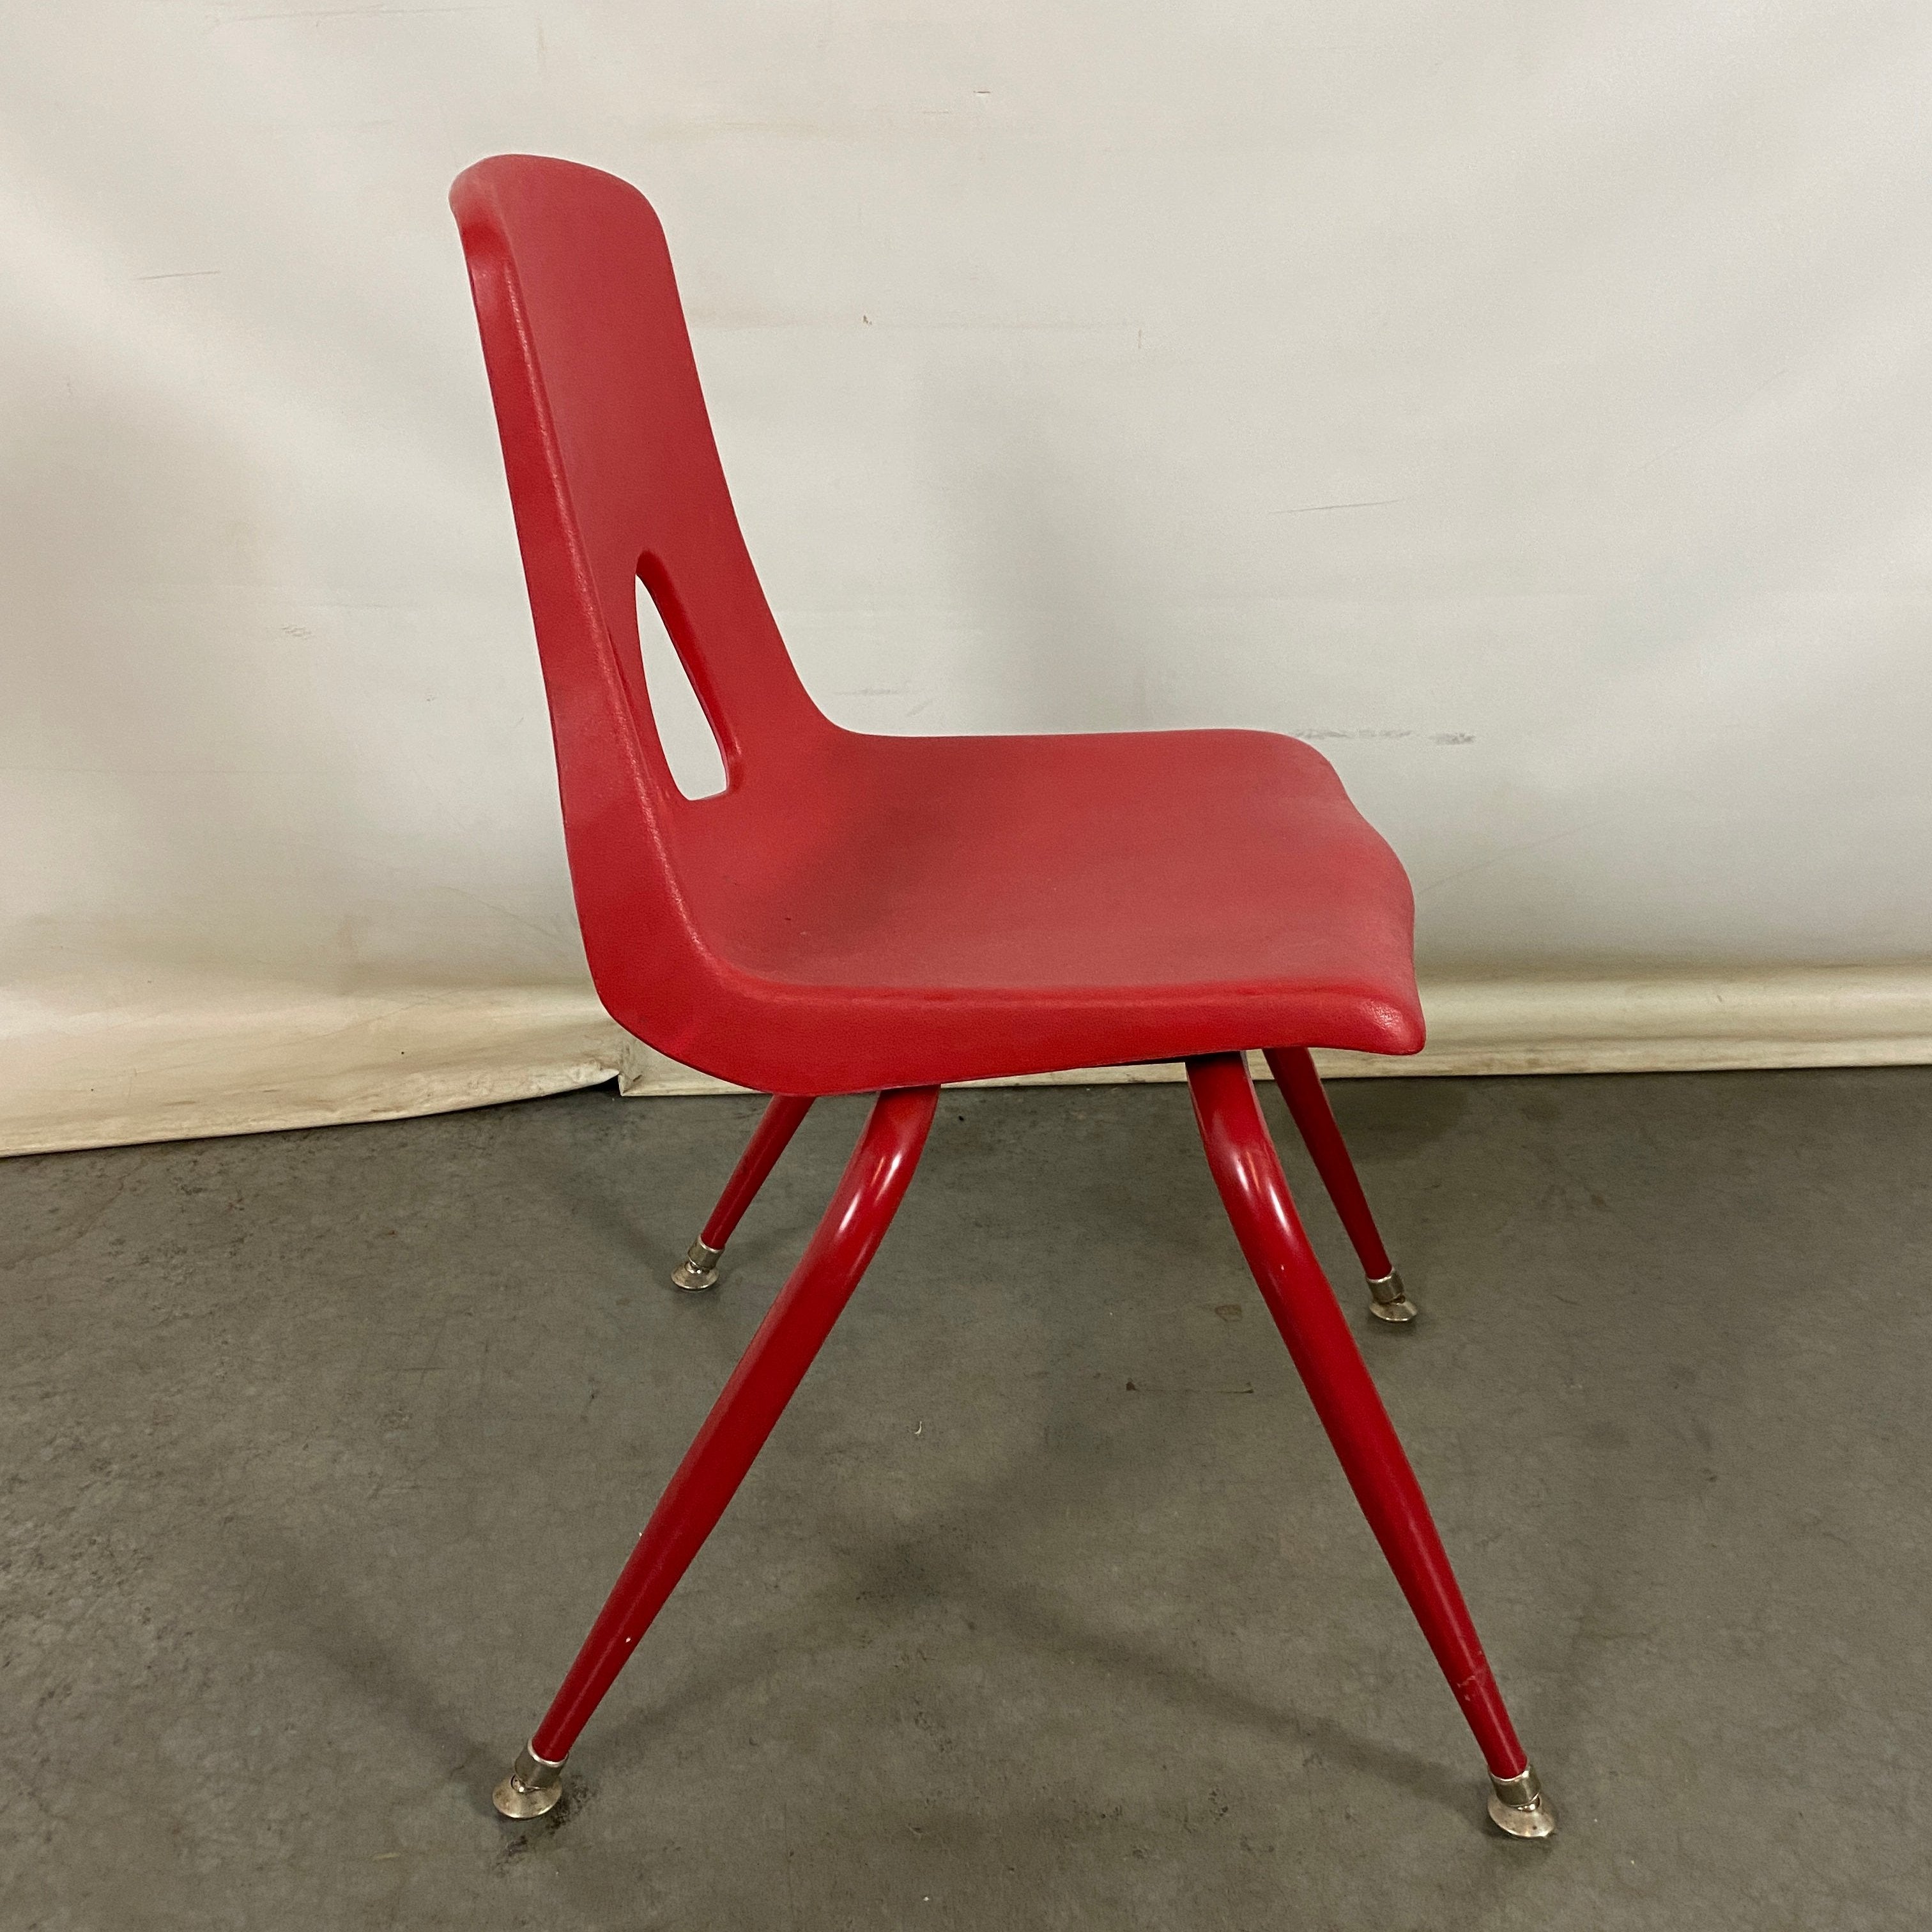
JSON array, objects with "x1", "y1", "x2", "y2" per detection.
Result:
[
  {"x1": 493, "y1": 1085, "x2": 938, "y2": 1819},
  {"x1": 671, "y1": 1093, "x2": 815, "y2": 1289},
  {"x1": 1264, "y1": 1046, "x2": 1416, "y2": 1324},
  {"x1": 1186, "y1": 1052, "x2": 1554, "y2": 1836}
]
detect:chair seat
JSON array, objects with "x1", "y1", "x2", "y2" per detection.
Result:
[{"x1": 636, "y1": 726, "x2": 1423, "y2": 1094}]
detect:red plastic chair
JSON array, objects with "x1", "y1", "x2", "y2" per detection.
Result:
[{"x1": 452, "y1": 155, "x2": 1555, "y2": 1841}]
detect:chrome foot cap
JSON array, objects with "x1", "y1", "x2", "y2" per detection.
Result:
[
  {"x1": 1487, "y1": 1766, "x2": 1557, "y2": 1839},
  {"x1": 1367, "y1": 1269, "x2": 1418, "y2": 1324},
  {"x1": 493, "y1": 1745, "x2": 566, "y2": 1820},
  {"x1": 671, "y1": 1239, "x2": 722, "y2": 1292}
]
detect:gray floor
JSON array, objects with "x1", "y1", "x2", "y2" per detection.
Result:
[{"x1": 3, "y1": 1068, "x2": 1928, "y2": 1930}]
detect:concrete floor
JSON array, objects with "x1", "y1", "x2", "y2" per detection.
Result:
[{"x1": 2, "y1": 1068, "x2": 1928, "y2": 1930}]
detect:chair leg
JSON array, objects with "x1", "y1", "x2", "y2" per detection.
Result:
[
  {"x1": 671, "y1": 1093, "x2": 816, "y2": 1289},
  {"x1": 493, "y1": 1085, "x2": 938, "y2": 1820},
  {"x1": 1186, "y1": 1053, "x2": 1555, "y2": 1839},
  {"x1": 1264, "y1": 1046, "x2": 1417, "y2": 1324}
]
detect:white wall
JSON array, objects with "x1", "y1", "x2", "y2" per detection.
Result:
[{"x1": 6, "y1": 3, "x2": 1931, "y2": 1152}]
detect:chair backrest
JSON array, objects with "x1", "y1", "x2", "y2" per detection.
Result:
[{"x1": 450, "y1": 155, "x2": 836, "y2": 1034}]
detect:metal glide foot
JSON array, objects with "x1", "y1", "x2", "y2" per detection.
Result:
[
  {"x1": 671, "y1": 1238, "x2": 723, "y2": 1292},
  {"x1": 1487, "y1": 1765, "x2": 1558, "y2": 1839},
  {"x1": 1366, "y1": 1268, "x2": 1418, "y2": 1324},
  {"x1": 493, "y1": 1743, "x2": 567, "y2": 1820}
]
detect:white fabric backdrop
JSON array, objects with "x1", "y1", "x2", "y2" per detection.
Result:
[{"x1": 5, "y1": 3, "x2": 1931, "y2": 1154}]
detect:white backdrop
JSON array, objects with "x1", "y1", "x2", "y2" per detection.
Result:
[{"x1": 6, "y1": 3, "x2": 1932, "y2": 1153}]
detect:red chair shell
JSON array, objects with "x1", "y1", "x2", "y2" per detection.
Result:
[{"x1": 450, "y1": 155, "x2": 1423, "y2": 1096}]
